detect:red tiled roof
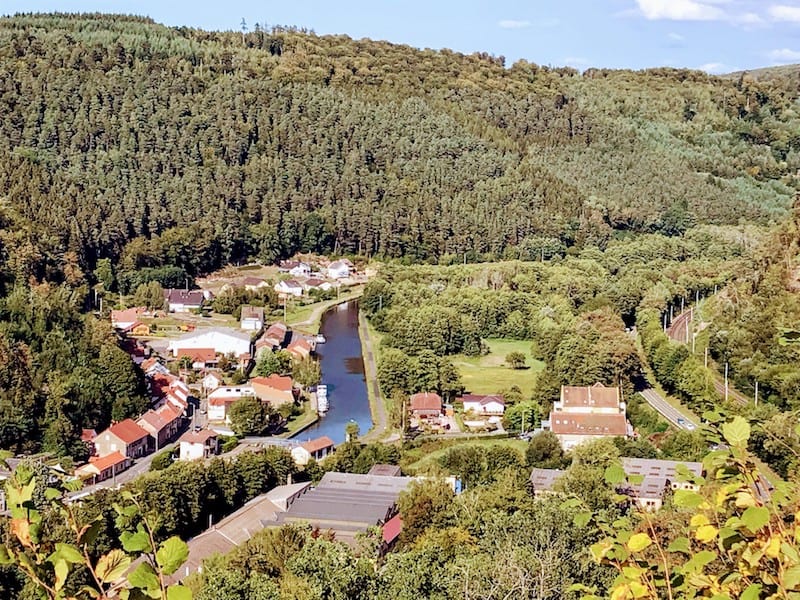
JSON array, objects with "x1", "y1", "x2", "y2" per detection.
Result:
[
  {"x1": 382, "y1": 514, "x2": 403, "y2": 543},
  {"x1": 281, "y1": 279, "x2": 302, "y2": 288},
  {"x1": 410, "y1": 392, "x2": 442, "y2": 412},
  {"x1": 138, "y1": 405, "x2": 182, "y2": 432},
  {"x1": 304, "y1": 278, "x2": 325, "y2": 287},
  {"x1": 560, "y1": 384, "x2": 620, "y2": 409},
  {"x1": 251, "y1": 375, "x2": 293, "y2": 392},
  {"x1": 88, "y1": 451, "x2": 128, "y2": 472},
  {"x1": 111, "y1": 307, "x2": 145, "y2": 324},
  {"x1": 242, "y1": 276, "x2": 266, "y2": 286},
  {"x1": 301, "y1": 436, "x2": 335, "y2": 453},
  {"x1": 176, "y1": 347, "x2": 217, "y2": 363},
  {"x1": 208, "y1": 396, "x2": 240, "y2": 407},
  {"x1": 107, "y1": 419, "x2": 149, "y2": 444},
  {"x1": 81, "y1": 429, "x2": 97, "y2": 443},
  {"x1": 179, "y1": 430, "x2": 218, "y2": 444},
  {"x1": 549, "y1": 412, "x2": 628, "y2": 436},
  {"x1": 288, "y1": 339, "x2": 312, "y2": 352}
]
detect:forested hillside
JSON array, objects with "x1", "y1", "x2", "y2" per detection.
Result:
[{"x1": 0, "y1": 12, "x2": 798, "y2": 285}]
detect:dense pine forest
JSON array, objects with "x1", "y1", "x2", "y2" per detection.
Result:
[
  {"x1": 3, "y1": 12, "x2": 800, "y2": 600},
  {"x1": 0, "y1": 12, "x2": 799, "y2": 284}
]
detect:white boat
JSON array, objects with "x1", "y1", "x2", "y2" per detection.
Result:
[
  {"x1": 315, "y1": 334, "x2": 326, "y2": 344},
  {"x1": 317, "y1": 384, "x2": 327, "y2": 397},
  {"x1": 316, "y1": 384, "x2": 329, "y2": 414}
]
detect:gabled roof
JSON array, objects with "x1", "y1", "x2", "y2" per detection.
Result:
[
  {"x1": 549, "y1": 412, "x2": 628, "y2": 436},
  {"x1": 279, "y1": 279, "x2": 302, "y2": 288},
  {"x1": 105, "y1": 419, "x2": 149, "y2": 445},
  {"x1": 111, "y1": 307, "x2": 145, "y2": 325},
  {"x1": 176, "y1": 348, "x2": 217, "y2": 363},
  {"x1": 560, "y1": 383, "x2": 620, "y2": 409},
  {"x1": 382, "y1": 514, "x2": 403, "y2": 544},
  {"x1": 87, "y1": 451, "x2": 129, "y2": 473},
  {"x1": 137, "y1": 405, "x2": 182, "y2": 433},
  {"x1": 328, "y1": 260, "x2": 350, "y2": 270},
  {"x1": 251, "y1": 375, "x2": 293, "y2": 392},
  {"x1": 240, "y1": 306, "x2": 265, "y2": 320},
  {"x1": 300, "y1": 436, "x2": 335, "y2": 453},
  {"x1": 410, "y1": 392, "x2": 442, "y2": 412},
  {"x1": 461, "y1": 394, "x2": 505, "y2": 406},
  {"x1": 164, "y1": 289, "x2": 205, "y2": 305},
  {"x1": 179, "y1": 430, "x2": 218, "y2": 444},
  {"x1": 529, "y1": 468, "x2": 566, "y2": 491},
  {"x1": 242, "y1": 276, "x2": 266, "y2": 286},
  {"x1": 81, "y1": 429, "x2": 97, "y2": 443},
  {"x1": 304, "y1": 278, "x2": 325, "y2": 287}
]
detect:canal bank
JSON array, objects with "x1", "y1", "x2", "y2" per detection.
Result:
[{"x1": 291, "y1": 301, "x2": 372, "y2": 445}]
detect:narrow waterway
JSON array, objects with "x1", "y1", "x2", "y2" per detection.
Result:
[{"x1": 297, "y1": 300, "x2": 372, "y2": 445}]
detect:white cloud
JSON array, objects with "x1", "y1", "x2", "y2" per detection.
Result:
[
  {"x1": 668, "y1": 32, "x2": 685, "y2": 41},
  {"x1": 636, "y1": 0, "x2": 726, "y2": 21},
  {"x1": 733, "y1": 12, "x2": 764, "y2": 25},
  {"x1": 498, "y1": 19, "x2": 531, "y2": 29},
  {"x1": 769, "y1": 4, "x2": 800, "y2": 22},
  {"x1": 768, "y1": 48, "x2": 800, "y2": 62},
  {"x1": 698, "y1": 62, "x2": 733, "y2": 73}
]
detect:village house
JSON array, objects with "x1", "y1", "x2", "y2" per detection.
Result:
[
  {"x1": 168, "y1": 328, "x2": 252, "y2": 360},
  {"x1": 94, "y1": 419, "x2": 150, "y2": 459},
  {"x1": 325, "y1": 259, "x2": 352, "y2": 279},
  {"x1": 291, "y1": 436, "x2": 335, "y2": 466},
  {"x1": 289, "y1": 262, "x2": 312, "y2": 278},
  {"x1": 163, "y1": 289, "x2": 205, "y2": 313},
  {"x1": 207, "y1": 385, "x2": 256, "y2": 421},
  {"x1": 142, "y1": 358, "x2": 170, "y2": 377},
  {"x1": 136, "y1": 404, "x2": 183, "y2": 452},
  {"x1": 543, "y1": 383, "x2": 632, "y2": 450},
  {"x1": 410, "y1": 392, "x2": 443, "y2": 423},
  {"x1": 75, "y1": 452, "x2": 131, "y2": 485},
  {"x1": 461, "y1": 394, "x2": 506, "y2": 416},
  {"x1": 240, "y1": 306, "x2": 265, "y2": 331},
  {"x1": 178, "y1": 430, "x2": 220, "y2": 461},
  {"x1": 274, "y1": 279, "x2": 304, "y2": 297},
  {"x1": 286, "y1": 338, "x2": 313, "y2": 361},
  {"x1": 110, "y1": 307, "x2": 146, "y2": 331},
  {"x1": 251, "y1": 375, "x2": 295, "y2": 407},
  {"x1": 302, "y1": 278, "x2": 333, "y2": 293},
  {"x1": 202, "y1": 371, "x2": 224, "y2": 393},
  {"x1": 128, "y1": 322, "x2": 151, "y2": 336},
  {"x1": 81, "y1": 429, "x2": 97, "y2": 456},
  {"x1": 256, "y1": 322, "x2": 289, "y2": 356},
  {"x1": 176, "y1": 347, "x2": 217, "y2": 370},
  {"x1": 242, "y1": 277, "x2": 269, "y2": 292}
]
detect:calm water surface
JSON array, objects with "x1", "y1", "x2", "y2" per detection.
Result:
[{"x1": 297, "y1": 301, "x2": 372, "y2": 444}]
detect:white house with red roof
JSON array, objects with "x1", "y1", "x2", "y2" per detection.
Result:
[
  {"x1": 207, "y1": 385, "x2": 256, "y2": 422},
  {"x1": 176, "y1": 347, "x2": 217, "y2": 370},
  {"x1": 202, "y1": 371, "x2": 224, "y2": 393},
  {"x1": 251, "y1": 375, "x2": 295, "y2": 407},
  {"x1": 178, "y1": 430, "x2": 220, "y2": 461},
  {"x1": 410, "y1": 392, "x2": 443, "y2": 423},
  {"x1": 75, "y1": 452, "x2": 131, "y2": 484},
  {"x1": 291, "y1": 436, "x2": 335, "y2": 466},
  {"x1": 275, "y1": 279, "x2": 304, "y2": 297},
  {"x1": 111, "y1": 307, "x2": 146, "y2": 331},
  {"x1": 543, "y1": 383, "x2": 632, "y2": 450},
  {"x1": 461, "y1": 394, "x2": 505, "y2": 416}
]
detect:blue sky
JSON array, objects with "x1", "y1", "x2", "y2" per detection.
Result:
[{"x1": 3, "y1": 0, "x2": 799, "y2": 73}]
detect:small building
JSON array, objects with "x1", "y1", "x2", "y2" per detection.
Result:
[
  {"x1": 544, "y1": 383, "x2": 631, "y2": 450},
  {"x1": 275, "y1": 279, "x2": 304, "y2": 297},
  {"x1": 289, "y1": 263, "x2": 311, "y2": 278},
  {"x1": 178, "y1": 430, "x2": 220, "y2": 461},
  {"x1": 621, "y1": 458, "x2": 703, "y2": 511},
  {"x1": 461, "y1": 394, "x2": 505, "y2": 416},
  {"x1": 94, "y1": 419, "x2": 150, "y2": 459},
  {"x1": 110, "y1": 307, "x2": 146, "y2": 331},
  {"x1": 303, "y1": 278, "x2": 333, "y2": 292},
  {"x1": 381, "y1": 514, "x2": 403, "y2": 553},
  {"x1": 128, "y1": 322, "x2": 152, "y2": 336},
  {"x1": 168, "y1": 328, "x2": 252, "y2": 360},
  {"x1": 326, "y1": 260, "x2": 351, "y2": 279},
  {"x1": 202, "y1": 371, "x2": 224, "y2": 393},
  {"x1": 256, "y1": 323, "x2": 289, "y2": 355},
  {"x1": 137, "y1": 405, "x2": 183, "y2": 452},
  {"x1": 286, "y1": 338, "x2": 312, "y2": 361},
  {"x1": 251, "y1": 375, "x2": 295, "y2": 407},
  {"x1": 291, "y1": 436, "x2": 335, "y2": 466},
  {"x1": 75, "y1": 452, "x2": 131, "y2": 485},
  {"x1": 529, "y1": 468, "x2": 566, "y2": 497},
  {"x1": 242, "y1": 277, "x2": 269, "y2": 292},
  {"x1": 164, "y1": 289, "x2": 205, "y2": 313},
  {"x1": 368, "y1": 464, "x2": 402, "y2": 477},
  {"x1": 207, "y1": 385, "x2": 256, "y2": 422},
  {"x1": 409, "y1": 392, "x2": 443, "y2": 422},
  {"x1": 240, "y1": 306, "x2": 265, "y2": 331},
  {"x1": 176, "y1": 348, "x2": 217, "y2": 370}
]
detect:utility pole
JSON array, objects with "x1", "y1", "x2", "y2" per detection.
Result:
[
  {"x1": 681, "y1": 297, "x2": 685, "y2": 312},
  {"x1": 704, "y1": 347, "x2": 708, "y2": 368},
  {"x1": 754, "y1": 380, "x2": 759, "y2": 406},
  {"x1": 663, "y1": 313, "x2": 667, "y2": 332},
  {"x1": 724, "y1": 362, "x2": 729, "y2": 403}
]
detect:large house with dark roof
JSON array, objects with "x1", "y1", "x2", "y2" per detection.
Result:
[{"x1": 163, "y1": 289, "x2": 205, "y2": 313}]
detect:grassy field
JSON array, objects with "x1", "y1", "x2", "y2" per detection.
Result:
[
  {"x1": 452, "y1": 338, "x2": 544, "y2": 397},
  {"x1": 401, "y1": 437, "x2": 528, "y2": 474}
]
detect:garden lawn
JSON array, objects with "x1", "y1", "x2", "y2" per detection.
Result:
[{"x1": 452, "y1": 338, "x2": 544, "y2": 398}]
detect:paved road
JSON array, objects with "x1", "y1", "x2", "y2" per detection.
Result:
[
  {"x1": 359, "y1": 311, "x2": 389, "y2": 442},
  {"x1": 638, "y1": 388, "x2": 699, "y2": 430}
]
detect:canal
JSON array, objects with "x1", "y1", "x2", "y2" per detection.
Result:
[{"x1": 298, "y1": 300, "x2": 372, "y2": 445}]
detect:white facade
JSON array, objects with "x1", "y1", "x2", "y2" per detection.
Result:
[
  {"x1": 291, "y1": 446, "x2": 313, "y2": 466},
  {"x1": 463, "y1": 400, "x2": 505, "y2": 415},
  {"x1": 275, "y1": 280, "x2": 304, "y2": 297},
  {"x1": 202, "y1": 372, "x2": 223, "y2": 392},
  {"x1": 289, "y1": 263, "x2": 311, "y2": 277},
  {"x1": 241, "y1": 316, "x2": 264, "y2": 331},
  {"x1": 326, "y1": 261, "x2": 351, "y2": 279},
  {"x1": 168, "y1": 328, "x2": 252, "y2": 358},
  {"x1": 207, "y1": 385, "x2": 256, "y2": 422},
  {"x1": 180, "y1": 441, "x2": 206, "y2": 461}
]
